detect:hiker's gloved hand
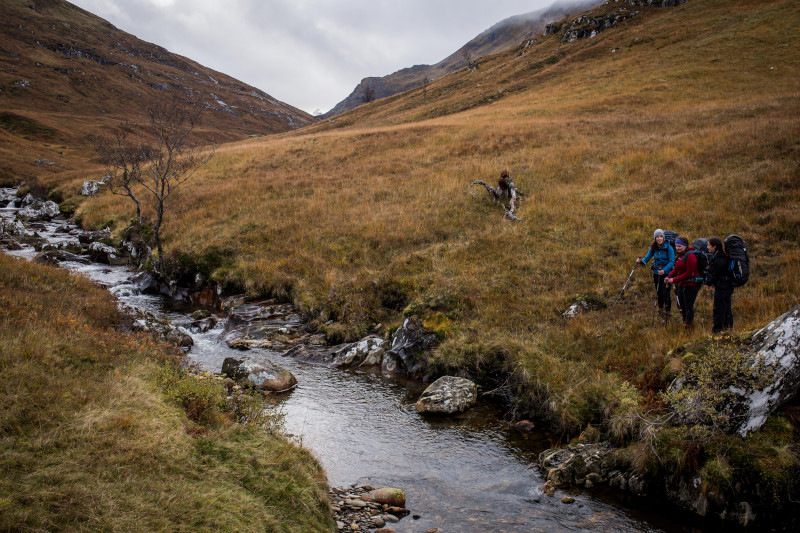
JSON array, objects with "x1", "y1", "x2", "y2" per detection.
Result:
[
  {"x1": 658, "y1": 269, "x2": 664, "y2": 275},
  {"x1": 636, "y1": 257, "x2": 642, "y2": 264}
]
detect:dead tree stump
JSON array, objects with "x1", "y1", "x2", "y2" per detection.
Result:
[{"x1": 469, "y1": 169, "x2": 523, "y2": 221}]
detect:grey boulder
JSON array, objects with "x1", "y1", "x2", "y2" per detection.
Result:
[
  {"x1": 222, "y1": 357, "x2": 298, "y2": 392},
  {"x1": 415, "y1": 376, "x2": 478, "y2": 415}
]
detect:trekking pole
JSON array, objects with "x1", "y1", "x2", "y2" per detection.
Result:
[
  {"x1": 651, "y1": 276, "x2": 661, "y2": 326},
  {"x1": 612, "y1": 262, "x2": 638, "y2": 309}
]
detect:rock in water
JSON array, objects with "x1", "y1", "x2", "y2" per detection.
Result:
[
  {"x1": 17, "y1": 194, "x2": 60, "y2": 221},
  {"x1": 88, "y1": 242, "x2": 121, "y2": 264},
  {"x1": 415, "y1": 376, "x2": 477, "y2": 415},
  {"x1": 333, "y1": 336, "x2": 385, "y2": 368},
  {"x1": 381, "y1": 317, "x2": 436, "y2": 378},
  {"x1": 361, "y1": 487, "x2": 406, "y2": 508},
  {"x1": 222, "y1": 357, "x2": 298, "y2": 392},
  {"x1": 734, "y1": 304, "x2": 800, "y2": 436},
  {"x1": 222, "y1": 302, "x2": 303, "y2": 350}
]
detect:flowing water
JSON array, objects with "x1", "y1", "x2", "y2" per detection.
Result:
[{"x1": 1, "y1": 187, "x2": 699, "y2": 532}]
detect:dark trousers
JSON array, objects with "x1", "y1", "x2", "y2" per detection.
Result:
[
  {"x1": 653, "y1": 273, "x2": 671, "y2": 312},
  {"x1": 676, "y1": 285, "x2": 701, "y2": 326},
  {"x1": 712, "y1": 287, "x2": 734, "y2": 333}
]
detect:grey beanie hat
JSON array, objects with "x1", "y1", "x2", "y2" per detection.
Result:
[{"x1": 654, "y1": 228, "x2": 665, "y2": 239}]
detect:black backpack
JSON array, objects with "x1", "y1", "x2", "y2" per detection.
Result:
[
  {"x1": 662, "y1": 230, "x2": 678, "y2": 247},
  {"x1": 724, "y1": 234, "x2": 750, "y2": 287},
  {"x1": 690, "y1": 238, "x2": 713, "y2": 284}
]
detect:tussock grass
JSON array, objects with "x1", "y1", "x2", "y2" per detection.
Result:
[
  {"x1": 0, "y1": 254, "x2": 333, "y2": 532},
  {"x1": 76, "y1": 0, "x2": 799, "y2": 439}
]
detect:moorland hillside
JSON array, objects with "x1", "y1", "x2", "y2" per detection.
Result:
[{"x1": 0, "y1": 0, "x2": 312, "y2": 187}]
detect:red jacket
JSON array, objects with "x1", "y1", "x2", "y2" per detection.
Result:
[{"x1": 667, "y1": 247, "x2": 700, "y2": 287}]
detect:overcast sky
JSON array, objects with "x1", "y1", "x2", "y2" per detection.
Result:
[{"x1": 68, "y1": 0, "x2": 569, "y2": 114}]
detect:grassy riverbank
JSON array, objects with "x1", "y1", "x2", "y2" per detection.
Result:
[{"x1": 0, "y1": 253, "x2": 333, "y2": 532}]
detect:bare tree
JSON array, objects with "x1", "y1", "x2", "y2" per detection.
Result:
[
  {"x1": 94, "y1": 95, "x2": 214, "y2": 276},
  {"x1": 94, "y1": 123, "x2": 146, "y2": 227},
  {"x1": 140, "y1": 95, "x2": 214, "y2": 275},
  {"x1": 462, "y1": 48, "x2": 477, "y2": 71},
  {"x1": 422, "y1": 76, "x2": 431, "y2": 101}
]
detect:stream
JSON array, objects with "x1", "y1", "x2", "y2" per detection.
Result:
[{"x1": 1, "y1": 187, "x2": 699, "y2": 533}]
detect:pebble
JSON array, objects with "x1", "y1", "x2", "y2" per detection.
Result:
[{"x1": 562, "y1": 496, "x2": 576, "y2": 504}]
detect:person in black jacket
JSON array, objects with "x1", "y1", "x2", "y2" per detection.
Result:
[{"x1": 705, "y1": 236, "x2": 734, "y2": 333}]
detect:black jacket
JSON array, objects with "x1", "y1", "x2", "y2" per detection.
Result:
[{"x1": 706, "y1": 252, "x2": 733, "y2": 290}]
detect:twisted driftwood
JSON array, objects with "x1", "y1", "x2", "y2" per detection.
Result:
[{"x1": 469, "y1": 171, "x2": 523, "y2": 221}]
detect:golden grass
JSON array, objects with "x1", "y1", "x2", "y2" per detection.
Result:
[
  {"x1": 64, "y1": 0, "x2": 800, "y2": 433},
  {"x1": 0, "y1": 254, "x2": 333, "y2": 532}
]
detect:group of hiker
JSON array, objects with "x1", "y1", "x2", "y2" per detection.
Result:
[{"x1": 636, "y1": 229, "x2": 749, "y2": 333}]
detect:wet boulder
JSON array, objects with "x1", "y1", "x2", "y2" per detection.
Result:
[
  {"x1": 1, "y1": 219, "x2": 26, "y2": 237},
  {"x1": 381, "y1": 317, "x2": 436, "y2": 378},
  {"x1": 415, "y1": 376, "x2": 478, "y2": 415},
  {"x1": 78, "y1": 228, "x2": 111, "y2": 245},
  {"x1": 56, "y1": 250, "x2": 91, "y2": 264},
  {"x1": 223, "y1": 301, "x2": 304, "y2": 350},
  {"x1": 18, "y1": 194, "x2": 60, "y2": 221},
  {"x1": 165, "y1": 326, "x2": 194, "y2": 348},
  {"x1": 132, "y1": 271, "x2": 161, "y2": 294},
  {"x1": 88, "y1": 242, "x2": 123, "y2": 264},
  {"x1": 33, "y1": 251, "x2": 59, "y2": 266},
  {"x1": 221, "y1": 356, "x2": 298, "y2": 392},
  {"x1": 361, "y1": 487, "x2": 406, "y2": 508},
  {"x1": 2, "y1": 238, "x2": 23, "y2": 251},
  {"x1": 333, "y1": 336, "x2": 386, "y2": 368},
  {"x1": 189, "y1": 316, "x2": 217, "y2": 333}
]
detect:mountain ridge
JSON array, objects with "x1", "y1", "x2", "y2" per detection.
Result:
[{"x1": 322, "y1": 0, "x2": 603, "y2": 118}]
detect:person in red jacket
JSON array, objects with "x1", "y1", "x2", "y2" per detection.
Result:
[{"x1": 665, "y1": 236, "x2": 701, "y2": 329}]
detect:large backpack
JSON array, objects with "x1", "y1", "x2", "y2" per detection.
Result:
[
  {"x1": 690, "y1": 238, "x2": 713, "y2": 284},
  {"x1": 724, "y1": 234, "x2": 750, "y2": 287},
  {"x1": 662, "y1": 230, "x2": 678, "y2": 247},
  {"x1": 685, "y1": 239, "x2": 710, "y2": 285}
]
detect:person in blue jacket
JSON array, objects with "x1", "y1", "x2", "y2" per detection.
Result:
[{"x1": 636, "y1": 228, "x2": 675, "y2": 322}]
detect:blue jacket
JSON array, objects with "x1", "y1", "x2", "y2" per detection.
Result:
[{"x1": 642, "y1": 242, "x2": 675, "y2": 275}]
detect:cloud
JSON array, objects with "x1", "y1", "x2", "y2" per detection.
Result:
[{"x1": 70, "y1": 0, "x2": 566, "y2": 113}]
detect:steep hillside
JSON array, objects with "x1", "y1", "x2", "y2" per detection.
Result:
[
  {"x1": 324, "y1": 0, "x2": 602, "y2": 117},
  {"x1": 0, "y1": 0, "x2": 313, "y2": 185}
]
